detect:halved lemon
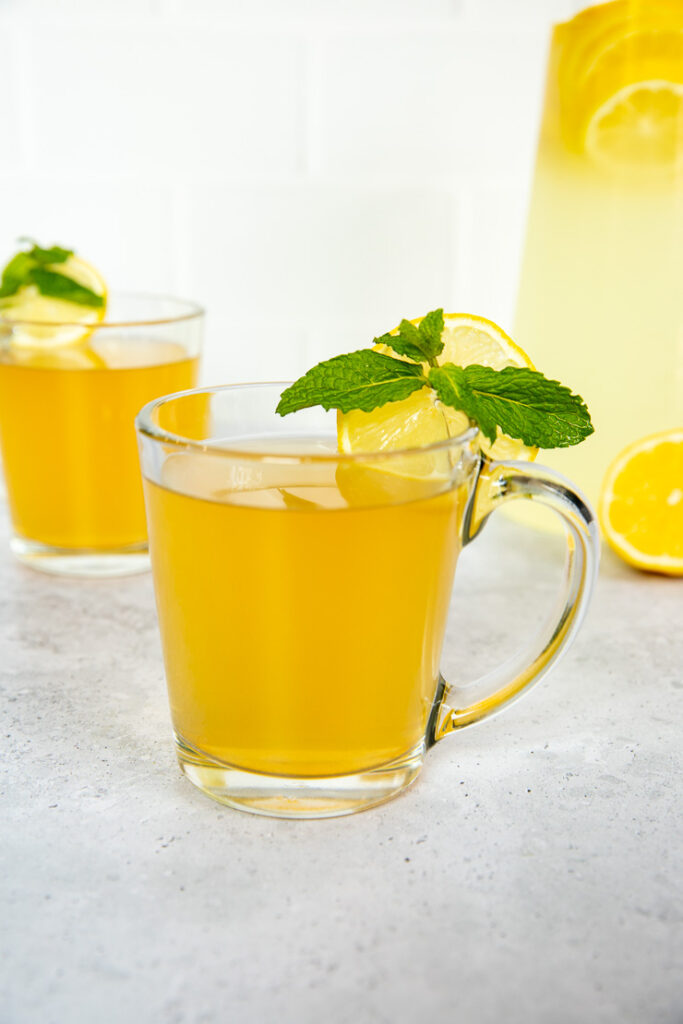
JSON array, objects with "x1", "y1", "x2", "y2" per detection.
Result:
[
  {"x1": 599, "y1": 428, "x2": 683, "y2": 576},
  {"x1": 0, "y1": 254, "x2": 107, "y2": 349},
  {"x1": 338, "y1": 312, "x2": 538, "y2": 463}
]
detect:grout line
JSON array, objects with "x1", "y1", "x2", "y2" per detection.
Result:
[
  {"x1": 302, "y1": 27, "x2": 325, "y2": 179},
  {"x1": 8, "y1": 17, "x2": 34, "y2": 174},
  {"x1": 453, "y1": 184, "x2": 473, "y2": 309},
  {"x1": 0, "y1": 166, "x2": 525, "y2": 192},
  {"x1": 169, "y1": 181, "x2": 192, "y2": 297},
  {"x1": 168, "y1": 181, "x2": 187, "y2": 296}
]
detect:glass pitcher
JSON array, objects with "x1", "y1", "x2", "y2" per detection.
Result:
[{"x1": 515, "y1": 0, "x2": 683, "y2": 506}]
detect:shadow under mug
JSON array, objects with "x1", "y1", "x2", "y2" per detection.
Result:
[{"x1": 136, "y1": 382, "x2": 599, "y2": 819}]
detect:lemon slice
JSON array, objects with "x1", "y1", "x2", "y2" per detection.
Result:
[
  {"x1": 599, "y1": 428, "x2": 683, "y2": 576},
  {"x1": 557, "y1": 2, "x2": 683, "y2": 172},
  {"x1": 0, "y1": 254, "x2": 107, "y2": 349},
  {"x1": 3, "y1": 344, "x2": 107, "y2": 371},
  {"x1": 339, "y1": 312, "x2": 538, "y2": 463},
  {"x1": 336, "y1": 388, "x2": 470, "y2": 506},
  {"x1": 585, "y1": 80, "x2": 683, "y2": 176}
]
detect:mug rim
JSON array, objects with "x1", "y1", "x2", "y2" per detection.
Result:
[
  {"x1": 136, "y1": 381, "x2": 480, "y2": 463},
  {"x1": 0, "y1": 290, "x2": 205, "y2": 329}
]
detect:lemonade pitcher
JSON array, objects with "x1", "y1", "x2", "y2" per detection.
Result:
[{"x1": 515, "y1": 0, "x2": 683, "y2": 505}]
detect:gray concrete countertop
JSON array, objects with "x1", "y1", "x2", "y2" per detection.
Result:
[{"x1": 1, "y1": 503, "x2": 682, "y2": 1024}]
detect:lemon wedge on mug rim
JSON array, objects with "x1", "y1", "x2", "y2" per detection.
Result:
[
  {"x1": 338, "y1": 312, "x2": 539, "y2": 464},
  {"x1": 0, "y1": 254, "x2": 107, "y2": 349},
  {"x1": 336, "y1": 313, "x2": 538, "y2": 507}
]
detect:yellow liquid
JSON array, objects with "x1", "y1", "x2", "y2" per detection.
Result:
[
  {"x1": 0, "y1": 338, "x2": 198, "y2": 549},
  {"x1": 515, "y1": 1, "x2": 683, "y2": 504},
  {"x1": 144, "y1": 449, "x2": 465, "y2": 778}
]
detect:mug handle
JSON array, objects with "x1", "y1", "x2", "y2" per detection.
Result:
[{"x1": 428, "y1": 456, "x2": 599, "y2": 744}]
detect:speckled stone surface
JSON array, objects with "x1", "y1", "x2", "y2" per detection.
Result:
[{"x1": 1, "y1": 499, "x2": 682, "y2": 1024}]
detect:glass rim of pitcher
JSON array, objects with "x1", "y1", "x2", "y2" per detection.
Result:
[
  {"x1": 136, "y1": 381, "x2": 480, "y2": 463},
  {"x1": 0, "y1": 291, "x2": 205, "y2": 329}
]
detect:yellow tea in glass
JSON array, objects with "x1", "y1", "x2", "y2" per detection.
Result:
[
  {"x1": 137, "y1": 383, "x2": 598, "y2": 819},
  {"x1": 0, "y1": 248, "x2": 202, "y2": 575},
  {"x1": 515, "y1": 0, "x2": 683, "y2": 504}
]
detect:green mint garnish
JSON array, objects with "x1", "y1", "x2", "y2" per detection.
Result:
[
  {"x1": 428, "y1": 363, "x2": 592, "y2": 448},
  {"x1": 277, "y1": 308, "x2": 594, "y2": 451},
  {"x1": 276, "y1": 350, "x2": 427, "y2": 416},
  {"x1": 0, "y1": 240, "x2": 103, "y2": 308},
  {"x1": 18, "y1": 239, "x2": 72, "y2": 266},
  {"x1": 374, "y1": 308, "x2": 445, "y2": 365},
  {"x1": 0, "y1": 253, "x2": 36, "y2": 299},
  {"x1": 28, "y1": 268, "x2": 104, "y2": 309}
]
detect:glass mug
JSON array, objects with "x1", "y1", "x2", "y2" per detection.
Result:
[
  {"x1": 0, "y1": 293, "x2": 203, "y2": 576},
  {"x1": 136, "y1": 383, "x2": 599, "y2": 819}
]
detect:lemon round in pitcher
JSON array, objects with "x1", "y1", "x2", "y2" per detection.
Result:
[
  {"x1": 559, "y1": 2, "x2": 683, "y2": 176},
  {"x1": 585, "y1": 80, "x2": 683, "y2": 176},
  {"x1": 0, "y1": 242, "x2": 107, "y2": 348}
]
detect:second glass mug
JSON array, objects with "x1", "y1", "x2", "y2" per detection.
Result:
[
  {"x1": 0, "y1": 293, "x2": 203, "y2": 576},
  {"x1": 137, "y1": 383, "x2": 599, "y2": 819}
]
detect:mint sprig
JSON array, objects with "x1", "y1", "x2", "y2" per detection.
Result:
[
  {"x1": 0, "y1": 240, "x2": 104, "y2": 309},
  {"x1": 276, "y1": 350, "x2": 427, "y2": 416},
  {"x1": 428, "y1": 363, "x2": 592, "y2": 448},
  {"x1": 374, "y1": 308, "x2": 445, "y2": 365},
  {"x1": 28, "y1": 268, "x2": 104, "y2": 308},
  {"x1": 277, "y1": 308, "x2": 594, "y2": 451},
  {"x1": 18, "y1": 239, "x2": 72, "y2": 266}
]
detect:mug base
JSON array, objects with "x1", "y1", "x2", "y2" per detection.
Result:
[
  {"x1": 175, "y1": 735, "x2": 424, "y2": 819},
  {"x1": 10, "y1": 536, "x2": 150, "y2": 578}
]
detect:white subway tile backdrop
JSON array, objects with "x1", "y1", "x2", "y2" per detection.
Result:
[{"x1": 0, "y1": 0, "x2": 555, "y2": 383}]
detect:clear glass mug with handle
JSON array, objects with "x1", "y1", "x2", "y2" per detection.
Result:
[
  {"x1": 0, "y1": 293, "x2": 203, "y2": 577},
  {"x1": 136, "y1": 383, "x2": 599, "y2": 819}
]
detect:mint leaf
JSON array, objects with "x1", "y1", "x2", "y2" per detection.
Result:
[
  {"x1": 427, "y1": 361, "x2": 469, "y2": 414},
  {"x1": 430, "y1": 363, "x2": 593, "y2": 448},
  {"x1": 374, "y1": 319, "x2": 424, "y2": 363},
  {"x1": 277, "y1": 350, "x2": 427, "y2": 416},
  {"x1": 29, "y1": 268, "x2": 104, "y2": 309},
  {"x1": 374, "y1": 308, "x2": 445, "y2": 364},
  {"x1": 0, "y1": 252, "x2": 35, "y2": 298},
  {"x1": 275, "y1": 309, "x2": 593, "y2": 452},
  {"x1": 0, "y1": 241, "x2": 96, "y2": 306},
  {"x1": 24, "y1": 242, "x2": 73, "y2": 265},
  {"x1": 415, "y1": 308, "x2": 445, "y2": 360}
]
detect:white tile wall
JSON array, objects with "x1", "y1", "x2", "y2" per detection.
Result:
[
  {"x1": 26, "y1": 27, "x2": 305, "y2": 178},
  {"x1": 0, "y1": 175, "x2": 176, "y2": 292},
  {"x1": 463, "y1": 0, "x2": 585, "y2": 23},
  {"x1": 0, "y1": 17, "x2": 23, "y2": 175},
  {"x1": 163, "y1": 1, "x2": 463, "y2": 22},
  {"x1": 454, "y1": 182, "x2": 533, "y2": 330},
  {"x1": 318, "y1": 27, "x2": 545, "y2": 182},
  {"x1": 1, "y1": 0, "x2": 557, "y2": 381},
  {"x1": 180, "y1": 183, "x2": 455, "y2": 327}
]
